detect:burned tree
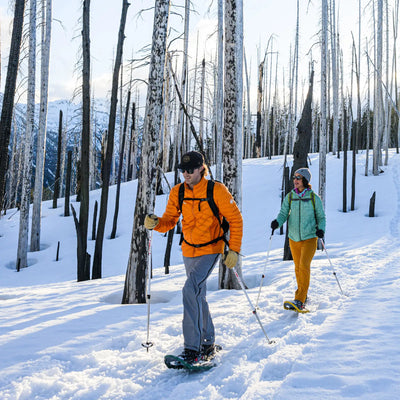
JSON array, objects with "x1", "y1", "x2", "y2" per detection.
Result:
[
  {"x1": 123, "y1": 0, "x2": 170, "y2": 304},
  {"x1": 0, "y1": 0, "x2": 25, "y2": 211},
  {"x1": 283, "y1": 68, "x2": 314, "y2": 261}
]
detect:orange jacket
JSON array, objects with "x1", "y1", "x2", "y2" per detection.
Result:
[{"x1": 155, "y1": 177, "x2": 243, "y2": 257}]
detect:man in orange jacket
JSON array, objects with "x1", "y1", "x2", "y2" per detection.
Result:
[{"x1": 144, "y1": 151, "x2": 243, "y2": 364}]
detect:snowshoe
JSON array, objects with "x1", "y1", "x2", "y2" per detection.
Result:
[
  {"x1": 283, "y1": 299, "x2": 309, "y2": 314},
  {"x1": 201, "y1": 344, "x2": 222, "y2": 361},
  {"x1": 164, "y1": 348, "x2": 216, "y2": 371}
]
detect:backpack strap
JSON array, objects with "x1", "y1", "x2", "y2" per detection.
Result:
[
  {"x1": 206, "y1": 180, "x2": 219, "y2": 222},
  {"x1": 206, "y1": 180, "x2": 230, "y2": 239},
  {"x1": 178, "y1": 180, "x2": 229, "y2": 248},
  {"x1": 311, "y1": 191, "x2": 318, "y2": 228},
  {"x1": 178, "y1": 182, "x2": 185, "y2": 212}
]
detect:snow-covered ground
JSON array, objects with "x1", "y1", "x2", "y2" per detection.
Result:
[{"x1": 1, "y1": 151, "x2": 399, "y2": 400}]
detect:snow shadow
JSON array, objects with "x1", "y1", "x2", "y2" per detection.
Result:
[{"x1": 101, "y1": 290, "x2": 171, "y2": 305}]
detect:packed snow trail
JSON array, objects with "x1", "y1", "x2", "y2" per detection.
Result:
[{"x1": 273, "y1": 236, "x2": 400, "y2": 400}]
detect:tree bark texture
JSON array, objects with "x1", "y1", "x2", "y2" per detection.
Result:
[
  {"x1": 343, "y1": 107, "x2": 348, "y2": 212},
  {"x1": 373, "y1": 0, "x2": 384, "y2": 175},
  {"x1": 319, "y1": 0, "x2": 328, "y2": 207},
  {"x1": 64, "y1": 151, "x2": 72, "y2": 217},
  {"x1": 283, "y1": 70, "x2": 313, "y2": 261},
  {"x1": 292, "y1": 70, "x2": 314, "y2": 176},
  {"x1": 53, "y1": 110, "x2": 63, "y2": 208},
  {"x1": 31, "y1": 0, "x2": 52, "y2": 251},
  {"x1": 17, "y1": 0, "x2": 36, "y2": 270},
  {"x1": 76, "y1": 0, "x2": 91, "y2": 281},
  {"x1": 122, "y1": 0, "x2": 170, "y2": 304},
  {"x1": 220, "y1": 0, "x2": 243, "y2": 290},
  {"x1": 215, "y1": 0, "x2": 224, "y2": 180},
  {"x1": 127, "y1": 102, "x2": 136, "y2": 181},
  {"x1": 0, "y1": 0, "x2": 25, "y2": 211}
]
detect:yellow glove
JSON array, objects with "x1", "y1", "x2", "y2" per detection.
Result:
[
  {"x1": 144, "y1": 214, "x2": 159, "y2": 230},
  {"x1": 223, "y1": 250, "x2": 239, "y2": 269}
]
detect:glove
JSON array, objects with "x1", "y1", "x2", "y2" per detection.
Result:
[
  {"x1": 316, "y1": 229, "x2": 324, "y2": 239},
  {"x1": 144, "y1": 214, "x2": 159, "y2": 230},
  {"x1": 270, "y1": 219, "x2": 279, "y2": 230},
  {"x1": 223, "y1": 250, "x2": 239, "y2": 269}
]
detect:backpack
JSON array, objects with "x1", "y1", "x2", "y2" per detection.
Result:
[
  {"x1": 178, "y1": 180, "x2": 229, "y2": 248},
  {"x1": 288, "y1": 190, "x2": 318, "y2": 228}
]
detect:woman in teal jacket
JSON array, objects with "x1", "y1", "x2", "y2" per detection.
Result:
[{"x1": 271, "y1": 168, "x2": 326, "y2": 311}]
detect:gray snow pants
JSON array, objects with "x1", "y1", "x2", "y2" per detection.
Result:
[{"x1": 182, "y1": 253, "x2": 220, "y2": 352}]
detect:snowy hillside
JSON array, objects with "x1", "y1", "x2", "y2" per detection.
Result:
[{"x1": 0, "y1": 151, "x2": 399, "y2": 399}]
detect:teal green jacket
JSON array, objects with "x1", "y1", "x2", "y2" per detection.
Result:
[{"x1": 276, "y1": 189, "x2": 326, "y2": 242}]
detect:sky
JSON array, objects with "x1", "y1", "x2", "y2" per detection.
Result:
[
  {"x1": 0, "y1": 0, "x2": 365, "y2": 106},
  {"x1": 0, "y1": 149, "x2": 399, "y2": 399}
]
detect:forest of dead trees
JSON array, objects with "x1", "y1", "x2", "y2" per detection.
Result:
[{"x1": 0, "y1": 0, "x2": 399, "y2": 301}]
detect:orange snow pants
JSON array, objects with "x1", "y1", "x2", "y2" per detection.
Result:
[{"x1": 289, "y1": 237, "x2": 318, "y2": 303}]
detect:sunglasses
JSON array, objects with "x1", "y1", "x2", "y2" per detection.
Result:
[
  {"x1": 293, "y1": 175, "x2": 303, "y2": 180},
  {"x1": 179, "y1": 167, "x2": 197, "y2": 174}
]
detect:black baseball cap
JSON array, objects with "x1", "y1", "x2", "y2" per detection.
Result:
[{"x1": 177, "y1": 151, "x2": 204, "y2": 170}]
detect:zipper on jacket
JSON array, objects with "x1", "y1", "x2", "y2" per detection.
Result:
[{"x1": 298, "y1": 198, "x2": 302, "y2": 241}]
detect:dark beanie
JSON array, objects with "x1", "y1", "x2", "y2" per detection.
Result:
[{"x1": 177, "y1": 151, "x2": 204, "y2": 170}]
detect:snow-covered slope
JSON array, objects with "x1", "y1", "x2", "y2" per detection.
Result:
[{"x1": 0, "y1": 150, "x2": 399, "y2": 399}]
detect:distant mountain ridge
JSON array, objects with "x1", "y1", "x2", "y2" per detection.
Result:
[{"x1": 0, "y1": 93, "x2": 120, "y2": 191}]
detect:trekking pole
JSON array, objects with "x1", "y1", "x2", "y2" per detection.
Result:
[
  {"x1": 255, "y1": 229, "x2": 274, "y2": 309},
  {"x1": 232, "y1": 267, "x2": 275, "y2": 344},
  {"x1": 142, "y1": 231, "x2": 154, "y2": 351},
  {"x1": 320, "y1": 239, "x2": 345, "y2": 296}
]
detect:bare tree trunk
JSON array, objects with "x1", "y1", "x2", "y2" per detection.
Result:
[
  {"x1": 351, "y1": 35, "x2": 360, "y2": 211},
  {"x1": 263, "y1": 42, "x2": 274, "y2": 158},
  {"x1": 31, "y1": 0, "x2": 52, "y2": 251},
  {"x1": 123, "y1": 0, "x2": 170, "y2": 304},
  {"x1": 216, "y1": 0, "x2": 223, "y2": 179},
  {"x1": 0, "y1": 16, "x2": 2, "y2": 88},
  {"x1": 17, "y1": 0, "x2": 36, "y2": 270},
  {"x1": 319, "y1": 0, "x2": 328, "y2": 206},
  {"x1": 0, "y1": 0, "x2": 25, "y2": 211},
  {"x1": 244, "y1": 50, "x2": 252, "y2": 160},
  {"x1": 92, "y1": 0, "x2": 130, "y2": 279},
  {"x1": 330, "y1": 0, "x2": 339, "y2": 155},
  {"x1": 53, "y1": 110, "x2": 63, "y2": 208},
  {"x1": 384, "y1": 0, "x2": 390, "y2": 165},
  {"x1": 343, "y1": 106, "x2": 348, "y2": 211},
  {"x1": 64, "y1": 150, "x2": 72, "y2": 217},
  {"x1": 253, "y1": 61, "x2": 263, "y2": 158},
  {"x1": 161, "y1": 58, "x2": 171, "y2": 172},
  {"x1": 219, "y1": 0, "x2": 243, "y2": 290},
  {"x1": 59, "y1": 118, "x2": 67, "y2": 197},
  {"x1": 393, "y1": 0, "x2": 399, "y2": 154},
  {"x1": 292, "y1": 70, "x2": 314, "y2": 174},
  {"x1": 292, "y1": 0, "x2": 300, "y2": 152},
  {"x1": 283, "y1": 69, "x2": 314, "y2": 260},
  {"x1": 6, "y1": 117, "x2": 19, "y2": 210},
  {"x1": 111, "y1": 89, "x2": 130, "y2": 240},
  {"x1": 365, "y1": 38, "x2": 371, "y2": 176},
  {"x1": 272, "y1": 53, "x2": 279, "y2": 156},
  {"x1": 199, "y1": 58, "x2": 206, "y2": 147},
  {"x1": 127, "y1": 102, "x2": 137, "y2": 180},
  {"x1": 287, "y1": 41, "x2": 295, "y2": 154},
  {"x1": 74, "y1": 0, "x2": 92, "y2": 281},
  {"x1": 175, "y1": 0, "x2": 190, "y2": 161},
  {"x1": 373, "y1": 0, "x2": 383, "y2": 175}
]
